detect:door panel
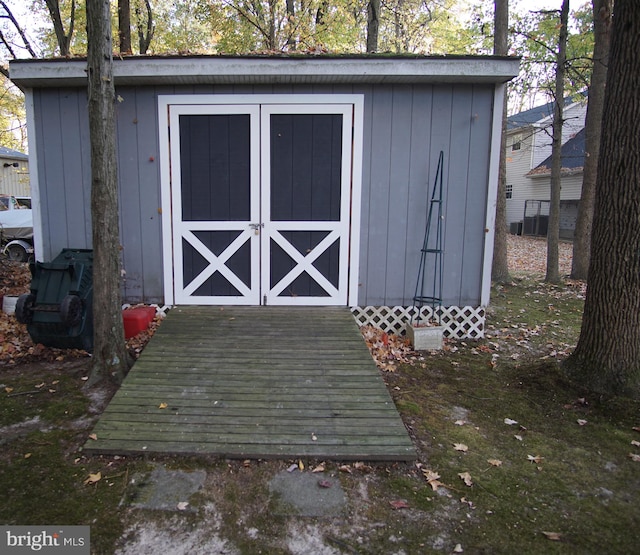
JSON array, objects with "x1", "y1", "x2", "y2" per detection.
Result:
[
  {"x1": 171, "y1": 105, "x2": 260, "y2": 305},
  {"x1": 261, "y1": 105, "x2": 353, "y2": 305}
]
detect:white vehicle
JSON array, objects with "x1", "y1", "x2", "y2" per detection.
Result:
[{"x1": 0, "y1": 194, "x2": 34, "y2": 262}]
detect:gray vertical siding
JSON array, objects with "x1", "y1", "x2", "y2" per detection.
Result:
[
  {"x1": 358, "y1": 84, "x2": 494, "y2": 307},
  {"x1": 35, "y1": 88, "x2": 91, "y2": 256},
  {"x1": 32, "y1": 82, "x2": 495, "y2": 307}
]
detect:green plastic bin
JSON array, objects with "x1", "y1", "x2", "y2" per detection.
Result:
[{"x1": 15, "y1": 249, "x2": 94, "y2": 351}]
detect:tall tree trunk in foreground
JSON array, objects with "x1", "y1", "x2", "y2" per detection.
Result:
[
  {"x1": 545, "y1": 0, "x2": 569, "y2": 284},
  {"x1": 491, "y1": 0, "x2": 511, "y2": 283},
  {"x1": 564, "y1": 0, "x2": 640, "y2": 397},
  {"x1": 86, "y1": 0, "x2": 131, "y2": 386},
  {"x1": 570, "y1": 0, "x2": 612, "y2": 280}
]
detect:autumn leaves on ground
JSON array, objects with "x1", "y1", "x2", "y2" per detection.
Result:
[{"x1": 1, "y1": 237, "x2": 639, "y2": 554}]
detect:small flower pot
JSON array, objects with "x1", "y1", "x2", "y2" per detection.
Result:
[{"x1": 406, "y1": 323, "x2": 444, "y2": 350}]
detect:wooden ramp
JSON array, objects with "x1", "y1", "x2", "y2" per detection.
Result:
[{"x1": 85, "y1": 307, "x2": 415, "y2": 461}]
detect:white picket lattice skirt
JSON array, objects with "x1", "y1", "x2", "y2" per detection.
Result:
[{"x1": 351, "y1": 305, "x2": 485, "y2": 339}]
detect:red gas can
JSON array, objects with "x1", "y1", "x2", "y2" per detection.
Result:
[{"x1": 122, "y1": 306, "x2": 156, "y2": 339}]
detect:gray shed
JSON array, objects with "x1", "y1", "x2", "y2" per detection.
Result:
[{"x1": 9, "y1": 55, "x2": 519, "y2": 338}]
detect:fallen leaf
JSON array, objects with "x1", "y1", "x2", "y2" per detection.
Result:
[
  {"x1": 629, "y1": 453, "x2": 640, "y2": 462},
  {"x1": 35, "y1": 382, "x2": 45, "y2": 389},
  {"x1": 158, "y1": 402, "x2": 168, "y2": 409},
  {"x1": 338, "y1": 464, "x2": 352, "y2": 473},
  {"x1": 177, "y1": 501, "x2": 189, "y2": 511},
  {"x1": 504, "y1": 418, "x2": 518, "y2": 426},
  {"x1": 633, "y1": 426, "x2": 640, "y2": 433},
  {"x1": 454, "y1": 420, "x2": 465, "y2": 426},
  {"x1": 631, "y1": 440, "x2": 640, "y2": 447},
  {"x1": 422, "y1": 469, "x2": 443, "y2": 491},
  {"x1": 317, "y1": 480, "x2": 332, "y2": 489},
  {"x1": 88, "y1": 433, "x2": 98, "y2": 441},
  {"x1": 527, "y1": 455, "x2": 544, "y2": 464},
  {"x1": 514, "y1": 435, "x2": 523, "y2": 441},
  {"x1": 453, "y1": 544, "x2": 464, "y2": 553},
  {"x1": 4, "y1": 387, "x2": 13, "y2": 394},
  {"x1": 24, "y1": 453, "x2": 32, "y2": 459},
  {"x1": 454, "y1": 443, "x2": 469, "y2": 452},
  {"x1": 542, "y1": 531, "x2": 562, "y2": 541},
  {"x1": 577, "y1": 419, "x2": 588, "y2": 426},
  {"x1": 298, "y1": 460, "x2": 305, "y2": 471},
  {"x1": 84, "y1": 472, "x2": 102, "y2": 485},
  {"x1": 389, "y1": 499, "x2": 410, "y2": 510},
  {"x1": 458, "y1": 472, "x2": 473, "y2": 487},
  {"x1": 487, "y1": 459, "x2": 502, "y2": 467},
  {"x1": 243, "y1": 460, "x2": 251, "y2": 467},
  {"x1": 311, "y1": 463, "x2": 326, "y2": 473}
]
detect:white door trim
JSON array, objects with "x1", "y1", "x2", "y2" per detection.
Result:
[{"x1": 158, "y1": 94, "x2": 364, "y2": 306}]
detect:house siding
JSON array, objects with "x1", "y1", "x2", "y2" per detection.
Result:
[
  {"x1": 31, "y1": 83, "x2": 495, "y2": 307},
  {"x1": 506, "y1": 101, "x2": 587, "y2": 229}
]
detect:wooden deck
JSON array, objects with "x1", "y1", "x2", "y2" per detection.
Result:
[{"x1": 85, "y1": 307, "x2": 415, "y2": 461}]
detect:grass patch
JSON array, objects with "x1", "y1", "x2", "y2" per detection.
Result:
[{"x1": 381, "y1": 277, "x2": 640, "y2": 553}]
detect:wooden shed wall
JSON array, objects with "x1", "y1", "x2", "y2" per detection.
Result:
[{"x1": 31, "y1": 83, "x2": 495, "y2": 307}]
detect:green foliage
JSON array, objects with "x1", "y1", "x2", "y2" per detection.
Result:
[
  {"x1": 0, "y1": 76, "x2": 26, "y2": 151},
  {"x1": 377, "y1": 0, "x2": 482, "y2": 54},
  {"x1": 509, "y1": 2, "x2": 594, "y2": 112},
  {"x1": 148, "y1": 0, "x2": 217, "y2": 53}
]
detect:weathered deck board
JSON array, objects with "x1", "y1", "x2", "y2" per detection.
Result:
[{"x1": 85, "y1": 306, "x2": 415, "y2": 461}]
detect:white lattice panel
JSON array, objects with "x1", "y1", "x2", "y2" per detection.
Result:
[{"x1": 351, "y1": 305, "x2": 485, "y2": 339}]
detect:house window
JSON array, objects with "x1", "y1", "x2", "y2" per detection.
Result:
[
  {"x1": 511, "y1": 134, "x2": 522, "y2": 151},
  {"x1": 506, "y1": 184, "x2": 513, "y2": 199}
]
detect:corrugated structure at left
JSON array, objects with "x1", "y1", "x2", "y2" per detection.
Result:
[{"x1": 10, "y1": 55, "x2": 519, "y2": 337}]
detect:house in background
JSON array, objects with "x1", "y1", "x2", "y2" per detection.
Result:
[
  {"x1": 505, "y1": 96, "x2": 587, "y2": 238},
  {"x1": 9, "y1": 54, "x2": 519, "y2": 338},
  {"x1": 0, "y1": 146, "x2": 30, "y2": 198}
]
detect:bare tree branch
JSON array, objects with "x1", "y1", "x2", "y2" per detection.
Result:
[{"x1": 0, "y1": 0, "x2": 37, "y2": 57}]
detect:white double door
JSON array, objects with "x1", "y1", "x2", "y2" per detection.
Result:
[{"x1": 169, "y1": 102, "x2": 354, "y2": 306}]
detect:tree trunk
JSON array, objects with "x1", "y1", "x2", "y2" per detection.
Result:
[
  {"x1": 570, "y1": 0, "x2": 612, "y2": 280},
  {"x1": 135, "y1": 0, "x2": 154, "y2": 54},
  {"x1": 545, "y1": 0, "x2": 569, "y2": 284},
  {"x1": 86, "y1": 0, "x2": 131, "y2": 386},
  {"x1": 285, "y1": 0, "x2": 296, "y2": 50},
  {"x1": 44, "y1": 0, "x2": 75, "y2": 56},
  {"x1": 564, "y1": 0, "x2": 640, "y2": 397},
  {"x1": 491, "y1": 0, "x2": 511, "y2": 284},
  {"x1": 118, "y1": 0, "x2": 132, "y2": 54},
  {"x1": 366, "y1": 0, "x2": 380, "y2": 53}
]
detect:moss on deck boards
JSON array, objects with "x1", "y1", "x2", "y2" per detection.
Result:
[{"x1": 85, "y1": 306, "x2": 415, "y2": 461}]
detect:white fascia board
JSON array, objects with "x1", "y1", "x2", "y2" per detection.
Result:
[{"x1": 10, "y1": 56, "x2": 520, "y2": 88}]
